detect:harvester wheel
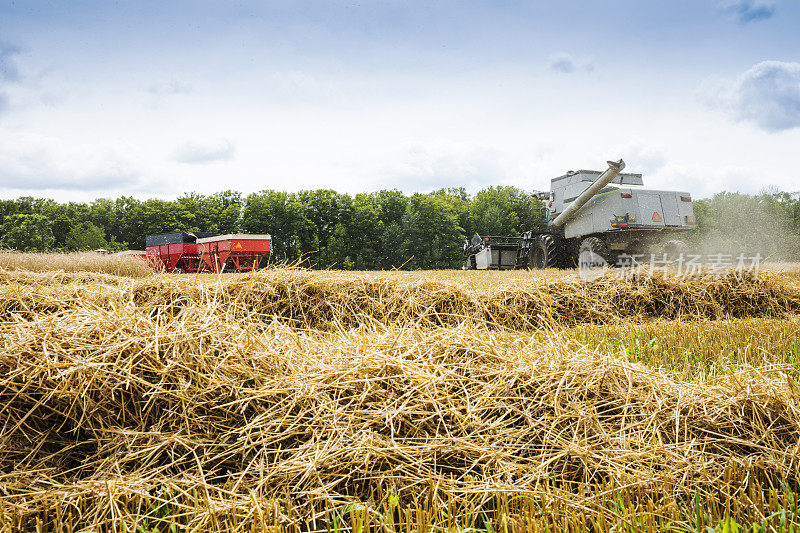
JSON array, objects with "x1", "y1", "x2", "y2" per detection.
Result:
[
  {"x1": 578, "y1": 237, "x2": 612, "y2": 267},
  {"x1": 172, "y1": 267, "x2": 185, "y2": 274},
  {"x1": 528, "y1": 234, "x2": 560, "y2": 270},
  {"x1": 663, "y1": 240, "x2": 688, "y2": 262}
]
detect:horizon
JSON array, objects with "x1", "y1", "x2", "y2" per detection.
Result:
[{"x1": 2, "y1": 1, "x2": 799, "y2": 203}]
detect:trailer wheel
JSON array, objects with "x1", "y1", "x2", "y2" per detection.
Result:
[
  {"x1": 528, "y1": 234, "x2": 560, "y2": 270},
  {"x1": 172, "y1": 267, "x2": 185, "y2": 274},
  {"x1": 579, "y1": 237, "x2": 612, "y2": 267}
]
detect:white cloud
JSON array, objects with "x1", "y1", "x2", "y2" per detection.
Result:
[
  {"x1": 173, "y1": 139, "x2": 235, "y2": 164},
  {"x1": 0, "y1": 133, "x2": 144, "y2": 191},
  {"x1": 0, "y1": 42, "x2": 22, "y2": 117},
  {"x1": 718, "y1": 0, "x2": 776, "y2": 24},
  {"x1": 649, "y1": 163, "x2": 793, "y2": 199},
  {"x1": 612, "y1": 140, "x2": 668, "y2": 175},
  {"x1": 374, "y1": 142, "x2": 516, "y2": 193},
  {"x1": 0, "y1": 42, "x2": 21, "y2": 82},
  {"x1": 548, "y1": 53, "x2": 594, "y2": 74},
  {"x1": 147, "y1": 81, "x2": 193, "y2": 95},
  {"x1": 708, "y1": 61, "x2": 800, "y2": 132}
]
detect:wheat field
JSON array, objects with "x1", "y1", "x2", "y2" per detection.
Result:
[
  {"x1": 1, "y1": 262, "x2": 800, "y2": 531},
  {"x1": 0, "y1": 251, "x2": 154, "y2": 277}
]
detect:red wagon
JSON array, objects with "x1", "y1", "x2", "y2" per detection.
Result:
[
  {"x1": 197, "y1": 234, "x2": 272, "y2": 273},
  {"x1": 145, "y1": 232, "x2": 217, "y2": 273}
]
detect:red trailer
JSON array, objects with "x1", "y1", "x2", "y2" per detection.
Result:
[
  {"x1": 197, "y1": 234, "x2": 272, "y2": 273},
  {"x1": 146, "y1": 242, "x2": 202, "y2": 273},
  {"x1": 145, "y1": 232, "x2": 218, "y2": 273}
]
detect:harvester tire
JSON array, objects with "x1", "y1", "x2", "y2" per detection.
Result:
[
  {"x1": 528, "y1": 234, "x2": 560, "y2": 270},
  {"x1": 663, "y1": 240, "x2": 688, "y2": 262},
  {"x1": 579, "y1": 237, "x2": 612, "y2": 267}
]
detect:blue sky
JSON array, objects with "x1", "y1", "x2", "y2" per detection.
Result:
[{"x1": 1, "y1": 0, "x2": 799, "y2": 201}]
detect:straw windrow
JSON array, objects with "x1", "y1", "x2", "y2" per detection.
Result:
[{"x1": 1, "y1": 267, "x2": 798, "y2": 329}]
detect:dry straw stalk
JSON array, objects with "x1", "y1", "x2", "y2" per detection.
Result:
[{"x1": 0, "y1": 267, "x2": 799, "y2": 530}]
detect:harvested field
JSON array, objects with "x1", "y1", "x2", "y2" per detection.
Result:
[{"x1": 1, "y1": 267, "x2": 800, "y2": 531}]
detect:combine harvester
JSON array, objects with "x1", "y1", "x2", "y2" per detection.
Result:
[
  {"x1": 464, "y1": 158, "x2": 695, "y2": 269},
  {"x1": 146, "y1": 231, "x2": 271, "y2": 273}
]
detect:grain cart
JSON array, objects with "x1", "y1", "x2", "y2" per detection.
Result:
[
  {"x1": 146, "y1": 231, "x2": 218, "y2": 273},
  {"x1": 464, "y1": 158, "x2": 695, "y2": 269},
  {"x1": 146, "y1": 232, "x2": 272, "y2": 273},
  {"x1": 197, "y1": 233, "x2": 272, "y2": 273}
]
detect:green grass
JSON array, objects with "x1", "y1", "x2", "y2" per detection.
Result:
[
  {"x1": 566, "y1": 316, "x2": 800, "y2": 379},
  {"x1": 25, "y1": 484, "x2": 800, "y2": 532}
]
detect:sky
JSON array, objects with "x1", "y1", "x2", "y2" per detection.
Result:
[{"x1": 0, "y1": 0, "x2": 799, "y2": 202}]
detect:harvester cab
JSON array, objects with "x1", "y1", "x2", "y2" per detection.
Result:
[{"x1": 464, "y1": 158, "x2": 696, "y2": 270}]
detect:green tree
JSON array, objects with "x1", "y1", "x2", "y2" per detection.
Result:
[
  {"x1": 469, "y1": 186, "x2": 545, "y2": 237},
  {"x1": 176, "y1": 193, "x2": 213, "y2": 231},
  {"x1": 65, "y1": 221, "x2": 110, "y2": 251},
  {"x1": 376, "y1": 190, "x2": 408, "y2": 227},
  {"x1": 89, "y1": 198, "x2": 115, "y2": 233},
  {"x1": 49, "y1": 202, "x2": 92, "y2": 248},
  {"x1": 689, "y1": 191, "x2": 800, "y2": 260},
  {"x1": 242, "y1": 191, "x2": 312, "y2": 262},
  {"x1": 432, "y1": 187, "x2": 474, "y2": 239},
  {"x1": 470, "y1": 187, "x2": 518, "y2": 236},
  {"x1": 206, "y1": 190, "x2": 243, "y2": 233},
  {"x1": 402, "y1": 194, "x2": 464, "y2": 269},
  {"x1": 340, "y1": 194, "x2": 384, "y2": 269},
  {"x1": 298, "y1": 190, "x2": 352, "y2": 267},
  {"x1": 381, "y1": 221, "x2": 407, "y2": 269},
  {"x1": 140, "y1": 199, "x2": 196, "y2": 236},
  {"x1": 0, "y1": 213, "x2": 56, "y2": 251},
  {"x1": 110, "y1": 196, "x2": 146, "y2": 249}
]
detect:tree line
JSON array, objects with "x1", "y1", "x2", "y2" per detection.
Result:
[
  {"x1": 1, "y1": 187, "x2": 798, "y2": 268},
  {"x1": 0, "y1": 188, "x2": 543, "y2": 269}
]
